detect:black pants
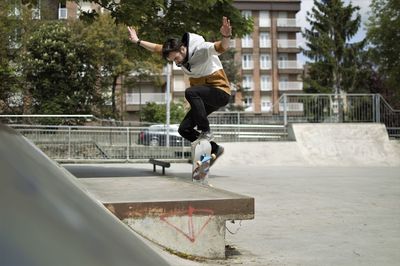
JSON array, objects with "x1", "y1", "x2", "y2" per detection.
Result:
[{"x1": 178, "y1": 85, "x2": 230, "y2": 142}]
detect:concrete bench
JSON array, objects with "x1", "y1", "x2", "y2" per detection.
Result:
[
  {"x1": 79, "y1": 176, "x2": 254, "y2": 259},
  {"x1": 149, "y1": 158, "x2": 171, "y2": 175}
]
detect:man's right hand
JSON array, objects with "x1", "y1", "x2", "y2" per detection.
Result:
[{"x1": 127, "y1": 26, "x2": 139, "y2": 43}]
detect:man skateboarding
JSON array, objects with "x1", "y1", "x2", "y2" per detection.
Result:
[{"x1": 128, "y1": 16, "x2": 232, "y2": 166}]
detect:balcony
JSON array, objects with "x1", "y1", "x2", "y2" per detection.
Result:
[
  {"x1": 277, "y1": 39, "x2": 299, "y2": 49},
  {"x1": 259, "y1": 40, "x2": 271, "y2": 48},
  {"x1": 279, "y1": 82, "x2": 303, "y2": 91},
  {"x1": 278, "y1": 60, "x2": 303, "y2": 70},
  {"x1": 241, "y1": 39, "x2": 253, "y2": 48},
  {"x1": 126, "y1": 93, "x2": 165, "y2": 105},
  {"x1": 260, "y1": 82, "x2": 272, "y2": 91},
  {"x1": 277, "y1": 18, "x2": 298, "y2": 28},
  {"x1": 260, "y1": 61, "x2": 272, "y2": 70}
]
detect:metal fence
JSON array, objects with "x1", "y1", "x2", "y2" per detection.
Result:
[
  {"x1": 278, "y1": 93, "x2": 379, "y2": 124},
  {"x1": 277, "y1": 94, "x2": 400, "y2": 138},
  {"x1": 208, "y1": 93, "x2": 399, "y2": 138},
  {"x1": 4, "y1": 93, "x2": 400, "y2": 162},
  {"x1": 11, "y1": 124, "x2": 287, "y2": 163}
]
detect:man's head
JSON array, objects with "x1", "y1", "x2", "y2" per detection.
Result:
[{"x1": 162, "y1": 38, "x2": 187, "y2": 66}]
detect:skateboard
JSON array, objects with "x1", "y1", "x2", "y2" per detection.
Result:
[{"x1": 192, "y1": 139, "x2": 216, "y2": 185}]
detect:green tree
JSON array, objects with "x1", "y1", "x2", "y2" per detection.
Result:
[
  {"x1": 219, "y1": 48, "x2": 242, "y2": 110},
  {"x1": 302, "y1": 0, "x2": 364, "y2": 94},
  {"x1": 0, "y1": 1, "x2": 34, "y2": 114},
  {"x1": 0, "y1": 1, "x2": 18, "y2": 113},
  {"x1": 76, "y1": 0, "x2": 252, "y2": 42},
  {"x1": 366, "y1": 0, "x2": 400, "y2": 107},
  {"x1": 22, "y1": 22, "x2": 100, "y2": 117},
  {"x1": 140, "y1": 101, "x2": 185, "y2": 123},
  {"x1": 78, "y1": 14, "x2": 148, "y2": 118}
]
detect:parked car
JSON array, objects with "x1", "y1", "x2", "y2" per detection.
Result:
[{"x1": 138, "y1": 124, "x2": 191, "y2": 147}]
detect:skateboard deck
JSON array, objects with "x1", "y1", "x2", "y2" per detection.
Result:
[{"x1": 192, "y1": 139, "x2": 216, "y2": 185}]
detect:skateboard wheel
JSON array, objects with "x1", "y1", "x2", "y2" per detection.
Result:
[
  {"x1": 211, "y1": 153, "x2": 216, "y2": 160},
  {"x1": 196, "y1": 160, "x2": 202, "y2": 166}
]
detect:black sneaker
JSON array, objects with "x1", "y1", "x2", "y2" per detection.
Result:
[{"x1": 210, "y1": 145, "x2": 224, "y2": 167}]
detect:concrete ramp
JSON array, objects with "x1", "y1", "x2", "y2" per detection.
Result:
[
  {"x1": 0, "y1": 124, "x2": 169, "y2": 266},
  {"x1": 214, "y1": 123, "x2": 400, "y2": 167},
  {"x1": 289, "y1": 123, "x2": 400, "y2": 166}
]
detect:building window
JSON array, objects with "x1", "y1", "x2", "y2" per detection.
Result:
[
  {"x1": 244, "y1": 96, "x2": 253, "y2": 110},
  {"x1": 259, "y1": 11, "x2": 270, "y2": 27},
  {"x1": 261, "y1": 75, "x2": 271, "y2": 91},
  {"x1": 242, "y1": 54, "x2": 253, "y2": 69},
  {"x1": 278, "y1": 11, "x2": 288, "y2": 19},
  {"x1": 279, "y1": 75, "x2": 289, "y2": 89},
  {"x1": 259, "y1": 32, "x2": 271, "y2": 48},
  {"x1": 58, "y1": 3, "x2": 67, "y2": 19},
  {"x1": 260, "y1": 54, "x2": 271, "y2": 70},
  {"x1": 261, "y1": 96, "x2": 272, "y2": 112},
  {"x1": 278, "y1": 53, "x2": 288, "y2": 61},
  {"x1": 241, "y1": 10, "x2": 252, "y2": 19},
  {"x1": 242, "y1": 75, "x2": 253, "y2": 91},
  {"x1": 241, "y1": 34, "x2": 253, "y2": 48}
]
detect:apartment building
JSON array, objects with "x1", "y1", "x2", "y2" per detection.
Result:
[{"x1": 233, "y1": 0, "x2": 302, "y2": 113}]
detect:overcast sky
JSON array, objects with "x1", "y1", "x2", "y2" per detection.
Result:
[{"x1": 297, "y1": 0, "x2": 372, "y2": 63}]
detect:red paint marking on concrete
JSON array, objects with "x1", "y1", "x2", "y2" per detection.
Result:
[{"x1": 160, "y1": 205, "x2": 214, "y2": 243}]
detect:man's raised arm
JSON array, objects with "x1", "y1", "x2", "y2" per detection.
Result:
[
  {"x1": 127, "y1": 26, "x2": 162, "y2": 54},
  {"x1": 214, "y1": 16, "x2": 232, "y2": 53},
  {"x1": 220, "y1": 16, "x2": 232, "y2": 50}
]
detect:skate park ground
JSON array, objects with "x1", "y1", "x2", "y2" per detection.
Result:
[
  {"x1": 65, "y1": 124, "x2": 400, "y2": 266},
  {"x1": 66, "y1": 161, "x2": 400, "y2": 266},
  {"x1": 3, "y1": 122, "x2": 399, "y2": 265}
]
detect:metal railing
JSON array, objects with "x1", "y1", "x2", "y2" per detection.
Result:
[
  {"x1": 4, "y1": 93, "x2": 399, "y2": 163},
  {"x1": 10, "y1": 124, "x2": 287, "y2": 163},
  {"x1": 278, "y1": 60, "x2": 303, "y2": 69},
  {"x1": 277, "y1": 18, "x2": 298, "y2": 27},
  {"x1": 276, "y1": 94, "x2": 400, "y2": 138},
  {"x1": 277, "y1": 39, "x2": 298, "y2": 48},
  {"x1": 279, "y1": 82, "x2": 303, "y2": 91},
  {"x1": 207, "y1": 93, "x2": 399, "y2": 138}
]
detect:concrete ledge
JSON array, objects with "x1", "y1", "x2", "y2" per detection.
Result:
[{"x1": 79, "y1": 176, "x2": 254, "y2": 259}]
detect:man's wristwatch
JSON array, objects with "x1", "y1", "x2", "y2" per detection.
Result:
[{"x1": 137, "y1": 39, "x2": 141, "y2": 46}]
